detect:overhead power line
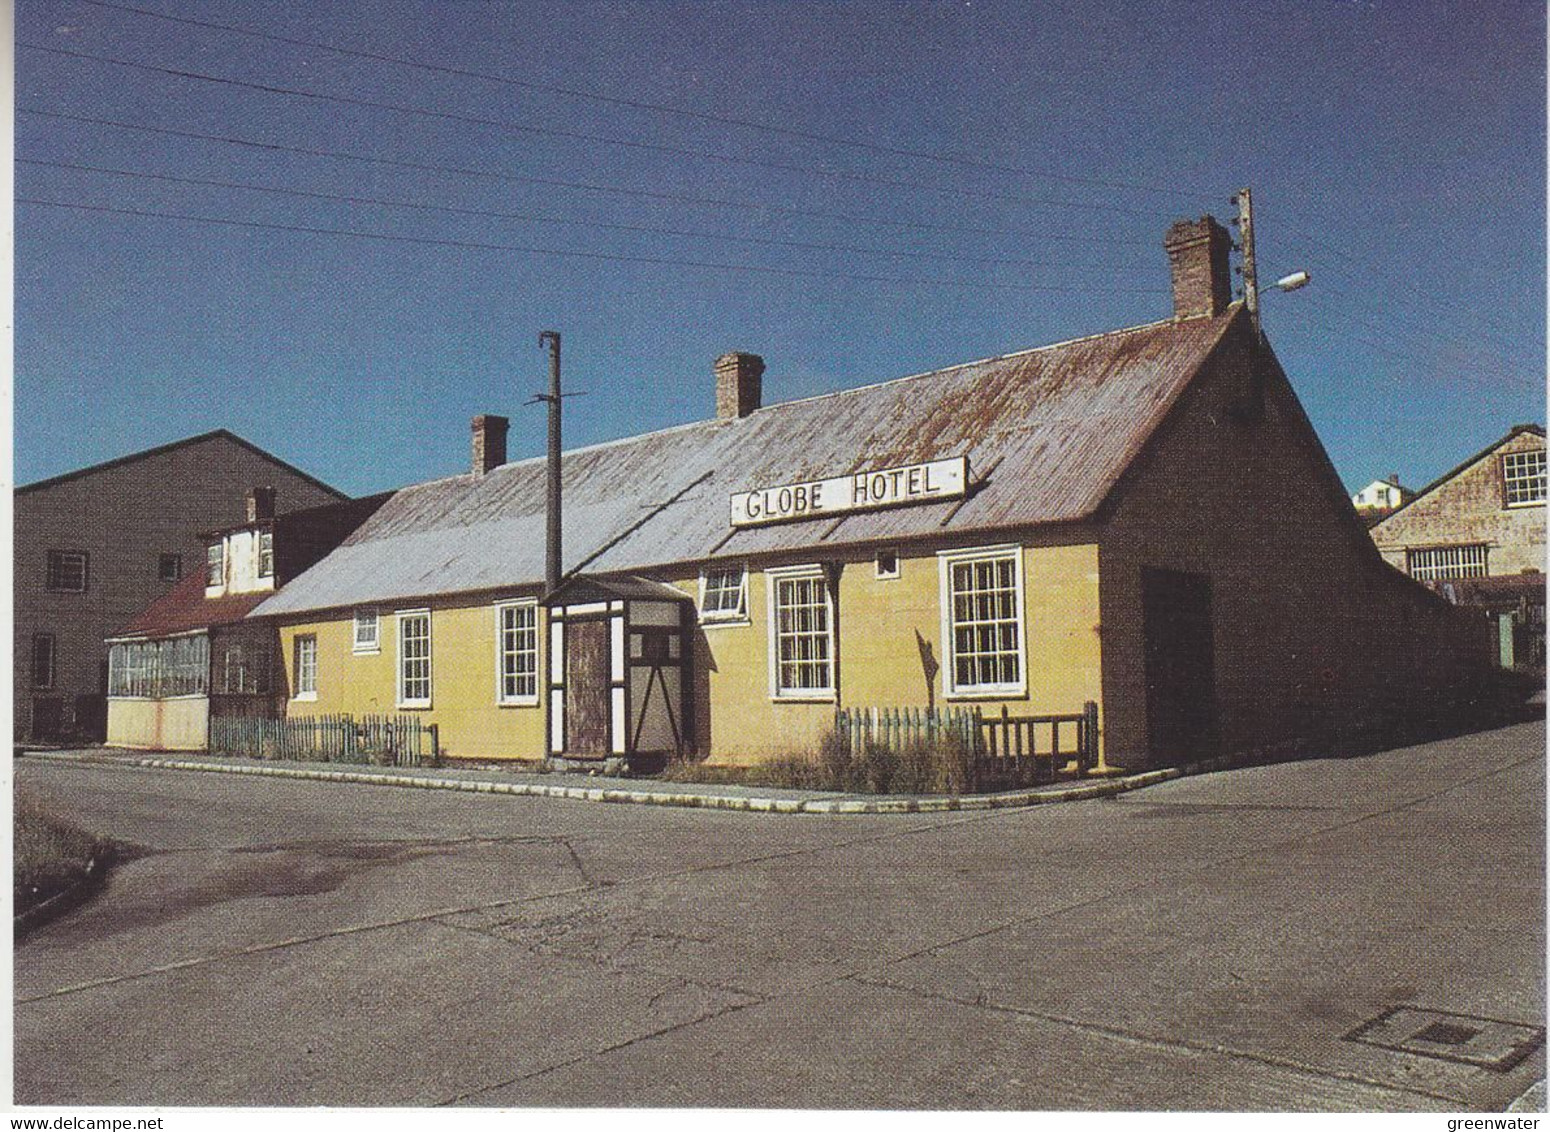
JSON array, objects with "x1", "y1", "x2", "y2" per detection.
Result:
[
  {"x1": 18, "y1": 197, "x2": 1170, "y2": 296},
  {"x1": 20, "y1": 40, "x2": 1164, "y2": 221},
  {"x1": 21, "y1": 109, "x2": 1154, "y2": 252},
  {"x1": 18, "y1": 157, "x2": 1136, "y2": 274},
  {"x1": 68, "y1": 0, "x2": 1214, "y2": 206}
]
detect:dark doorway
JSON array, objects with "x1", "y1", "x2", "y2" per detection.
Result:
[
  {"x1": 564, "y1": 618, "x2": 612, "y2": 756},
  {"x1": 31, "y1": 697, "x2": 64, "y2": 741},
  {"x1": 1141, "y1": 568, "x2": 1218, "y2": 764}
]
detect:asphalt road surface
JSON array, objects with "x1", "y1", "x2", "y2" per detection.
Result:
[{"x1": 14, "y1": 719, "x2": 1546, "y2": 1110}]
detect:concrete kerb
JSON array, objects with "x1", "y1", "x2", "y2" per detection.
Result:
[{"x1": 11, "y1": 748, "x2": 1260, "y2": 814}]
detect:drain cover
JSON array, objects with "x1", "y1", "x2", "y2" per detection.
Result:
[{"x1": 1346, "y1": 1007, "x2": 1546, "y2": 1072}]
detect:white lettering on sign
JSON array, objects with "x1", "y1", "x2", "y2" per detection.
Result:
[{"x1": 730, "y1": 456, "x2": 969, "y2": 528}]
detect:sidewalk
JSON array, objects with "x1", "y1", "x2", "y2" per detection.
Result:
[{"x1": 17, "y1": 746, "x2": 1229, "y2": 814}]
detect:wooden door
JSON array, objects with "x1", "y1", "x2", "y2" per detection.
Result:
[
  {"x1": 1141, "y1": 568, "x2": 1218, "y2": 764},
  {"x1": 564, "y1": 618, "x2": 612, "y2": 756}
]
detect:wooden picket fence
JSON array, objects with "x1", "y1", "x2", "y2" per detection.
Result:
[
  {"x1": 834, "y1": 705, "x2": 980, "y2": 753},
  {"x1": 835, "y1": 702, "x2": 1099, "y2": 786},
  {"x1": 208, "y1": 713, "x2": 438, "y2": 767}
]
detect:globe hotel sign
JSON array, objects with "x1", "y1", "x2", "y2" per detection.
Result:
[{"x1": 730, "y1": 456, "x2": 969, "y2": 528}]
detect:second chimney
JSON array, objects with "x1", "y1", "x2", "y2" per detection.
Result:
[
  {"x1": 471, "y1": 414, "x2": 509, "y2": 476},
  {"x1": 715, "y1": 352, "x2": 764, "y2": 420},
  {"x1": 246, "y1": 486, "x2": 276, "y2": 523},
  {"x1": 1164, "y1": 216, "x2": 1233, "y2": 320}
]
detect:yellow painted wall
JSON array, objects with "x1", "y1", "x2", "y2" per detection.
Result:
[
  {"x1": 675, "y1": 540, "x2": 1104, "y2": 765},
  {"x1": 271, "y1": 540, "x2": 1105, "y2": 766},
  {"x1": 278, "y1": 598, "x2": 547, "y2": 761},
  {"x1": 106, "y1": 696, "x2": 208, "y2": 750}
]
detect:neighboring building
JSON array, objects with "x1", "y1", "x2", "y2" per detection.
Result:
[
  {"x1": 1370, "y1": 425, "x2": 1547, "y2": 670},
  {"x1": 252, "y1": 215, "x2": 1493, "y2": 771},
  {"x1": 15, "y1": 431, "x2": 345, "y2": 743},
  {"x1": 105, "y1": 489, "x2": 391, "y2": 750},
  {"x1": 1370, "y1": 425, "x2": 1546, "y2": 580},
  {"x1": 1352, "y1": 475, "x2": 1413, "y2": 522}
]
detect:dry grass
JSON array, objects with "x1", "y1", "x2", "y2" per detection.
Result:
[
  {"x1": 14, "y1": 792, "x2": 107, "y2": 915},
  {"x1": 663, "y1": 730, "x2": 979, "y2": 795}
]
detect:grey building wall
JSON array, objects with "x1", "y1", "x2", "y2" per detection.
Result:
[{"x1": 15, "y1": 432, "x2": 343, "y2": 741}]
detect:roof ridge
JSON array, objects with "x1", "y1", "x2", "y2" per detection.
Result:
[
  {"x1": 406, "y1": 314, "x2": 1195, "y2": 487},
  {"x1": 17, "y1": 428, "x2": 346, "y2": 499}
]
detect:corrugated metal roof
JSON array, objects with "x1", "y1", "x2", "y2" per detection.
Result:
[{"x1": 255, "y1": 311, "x2": 1239, "y2": 618}]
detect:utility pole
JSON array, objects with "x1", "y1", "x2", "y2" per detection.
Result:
[
  {"x1": 1234, "y1": 186, "x2": 1260, "y2": 333},
  {"x1": 539, "y1": 330, "x2": 562, "y2": 596}
]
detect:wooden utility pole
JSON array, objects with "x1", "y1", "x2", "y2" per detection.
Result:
[
  {"x1": 539, "y1": 330, "x2": 562, "y2": 596},
  {"x1": 1235, "y1": 186, "x2": 1260, "y2": 332}
]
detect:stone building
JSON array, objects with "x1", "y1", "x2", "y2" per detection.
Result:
[
  {"x1": 15, "y1": 431, "x2": 345, "y2": 742},
  {"x1": 1370, "y1": 425, "x2": 1545, "y2": 669},
  {"x1": 1370, "y1": 425, "x2": 1546, "y2": 581}
]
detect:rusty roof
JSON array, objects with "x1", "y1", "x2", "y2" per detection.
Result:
[
  {"x1": 112, "y1": 571, "x2": 271, "y2": 639},
  {"x1": 255, "y1": 310, "x2": 1241, "y2": 618}
]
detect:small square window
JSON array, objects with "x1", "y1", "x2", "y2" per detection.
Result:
[
  {"x1": 353, "y1": 611, "x2": 380, "y2": 654},
  {"x1": 876, "y1": 549, "x2": 900, "y2": 579},
  {"x1": 159, "y1": 553, "x2": 183, "y2": 582},
  {"x1": 1503, "y1": 450, "x2": 1546, "y2": 507},
  {"x1": 46, "y1": 550, "x2": 89, "y2": 593},
  {"x1": 699, "y1": 565, "x2": 748, "y2": 623}
]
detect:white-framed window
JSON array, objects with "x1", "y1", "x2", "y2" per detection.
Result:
[
  {"x1": 1503, "y1": 450, "x2": 1546, "y2": 507},
  {"x1": 353, "y1": 611, "x2": 380, "y2": 654},
  {"x1": 495, "y1": 600, "x2": 539, "y2": 705},
  {"x1": 31, "y1": 634, "x2": 56, "y2": 689},
  {"x1": 206, "y1": 542, "x2": 225, "y2": 587},
  {"x1": 939, "y1": 545, "x2": 1026, "y2": 698},
  {"x1": 293, "y1": 634, "x2": 318, "y2": 699},
  {"x1": 257, "y1": 530, "x2": 275, "y2": 577},
  {"x1": 1407, "y1": 544, "x2": 1489, "y2": 582},
  {"x1": 767, "y1": 565, "x2": 835, "y2": 699},
  {"x1": 46, "y1": 550, "x2": 89, "y2": 593},
  {"x1": 875, "y1": 549, "x2": 900, "y2": 580},
  {"x1": 396, "y1": 610, "x2": 432, "y2": 708},
  {"x1": 699, "y1": 564, "x2": 748, "y2": 623}
]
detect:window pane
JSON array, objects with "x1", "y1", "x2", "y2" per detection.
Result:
[
  {"x1": 772, "y1": 573, "x2": 831, "y2": 694},
  {"x1": 946, "y1": 551, "x2": 1022, "y2": 691}
]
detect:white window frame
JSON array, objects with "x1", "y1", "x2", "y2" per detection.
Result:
[
  {"x1": 293, "y1": 634, "x2": 318, "y2": 701},
  {"x1": 698, "y1": 563, "x2": 749, "y2": 625},
  {"x1": 396, "y1": 609, "x2": 432, "y2": 709},
  {"x1": 938, "y1": 544, "x2": 1027, "y2": 699},
  {"x1": 766, "y1": 564, "x2": 836, "y2": 701},
  {"x1": 257, "y1": 530, "x2": 275, "y2": 578},
  {"x1": 206, "y1": 541, "x2": 225, "y2": 588},
  {"x1": 495, "y1": 599, "x2": 540, "y2": 706},
  {"x1": 1407, "y1": 544, "x2": 1489, "y2": 582},
  {"x1": 46, "y1": 550, "x2": 89, "y2": 593},
  {"x1": 353, "y1": 611, "x2": 380, "y2": 655},
  {"x1": 1503, "y1": 450, "x2": 1546, "y2": 507}
]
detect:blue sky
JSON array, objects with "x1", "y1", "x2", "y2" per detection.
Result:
[{"x1": 15, "y1": 0, "x2": 1546, "y2": 498}]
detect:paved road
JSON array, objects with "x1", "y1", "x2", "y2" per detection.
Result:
[{"x1": 14, "y1": 720, "x2": 1546, "y2": 1110}]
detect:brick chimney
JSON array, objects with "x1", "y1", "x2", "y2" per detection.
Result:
[
  {"x1": 471, "y1": 414, "x2": 509, "y2": 476},
  {"x1": 715, "y1": 352, "x2": 764, "y2": 420},
  {"x1": 1164, "y1": 216, "x2": 1233, "y2": 319},
  {"x1": 246, "y1": 486, "x2": 276, "y2": 523}
]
